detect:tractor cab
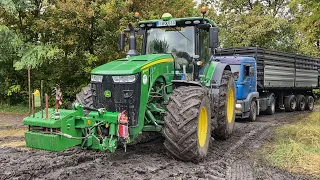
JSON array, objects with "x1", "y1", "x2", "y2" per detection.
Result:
[{"x1": 120, "y1": 12, "x2": 219, "y2": 81}]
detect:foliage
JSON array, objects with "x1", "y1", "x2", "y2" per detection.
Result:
[
  {"x1": 0, "y1": 0, "x2": 196, "y2": 105},
  {"x1": 0, "y1": 0, "x2": 319, "y2": 105},
  {"x1": 289, "y1": 0, "x2": 320, "y2": 57},
  {"x1": 148, "y1": 39, "x2": 169, "y2": 54}
]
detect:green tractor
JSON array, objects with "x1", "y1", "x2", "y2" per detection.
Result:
[{"x1": 23, "y1": 12, "x2": 236, "y2": 162}]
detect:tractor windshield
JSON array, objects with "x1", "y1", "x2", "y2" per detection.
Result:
[{"x1": 146, "y1": 26, "x2": 195, "y2": 55}]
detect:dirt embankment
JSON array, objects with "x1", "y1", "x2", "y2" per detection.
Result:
[{"x1": 0, "y1": 108, "x2": 319, "y2": 180}]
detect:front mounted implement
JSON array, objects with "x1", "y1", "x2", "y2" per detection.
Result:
[{"x1": 23, "y1": 105, "x2": 128, "y2": 152}]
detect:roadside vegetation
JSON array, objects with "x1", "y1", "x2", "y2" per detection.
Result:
[
  {"x1": 0, "y1": 104, "x2": 29, "y2": 114},
  {"x1": 263, "y1": 110, "x2": 320, "y2": 178}
]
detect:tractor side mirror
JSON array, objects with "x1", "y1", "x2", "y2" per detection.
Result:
[
  {"x1": 209, "y1": 27, "x2": 218, "y2": 48},
  {"x1": 119, "y1": 33, "x2": 125, "y2": 51}
]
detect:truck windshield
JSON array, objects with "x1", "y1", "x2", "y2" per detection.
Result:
[
  {"x1": 230, "y1": 65, "x2": 240, "y2": 80},
  {"x1": 146, "y1": 26, "x2": 195, "y2": 55}
]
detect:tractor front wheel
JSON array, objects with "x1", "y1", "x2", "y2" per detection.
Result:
[
  {"x1": 213, "y1": 70, "x2": 236, "y2": 140},
  {"x1": 164, "y1": 86, "x2": 211, "y2": 162}
]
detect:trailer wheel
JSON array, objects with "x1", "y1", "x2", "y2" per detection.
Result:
[
  {"x1": 265, "y1": 96, "x2": 275, "y2": 115},
  {"x1": 247, "y1": 100, "x2": 257, "y2": 121},
  {"x1": 305, "y1": 96, "x2": 314, "y2": 111},
  {"x1": 213, "y1": 70, "x2": 236, "y2": 140},
  {"x1": 284, "y1": 95, "x2": 296, "y2": 112},
  {"x1": 164, "y1": 86, "x2": 211, "y2": 162},
  {"x1": 296, "y1": 95, "x2": 306, "y2": 111}
]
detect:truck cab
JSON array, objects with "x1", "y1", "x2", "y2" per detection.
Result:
[{"x1": 213, "y1": 56, "x2": 259, "y2": 119}]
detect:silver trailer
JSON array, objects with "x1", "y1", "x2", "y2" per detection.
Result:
[{"x1": 216, "y1": 47, "x2": 320, "y2": 116}]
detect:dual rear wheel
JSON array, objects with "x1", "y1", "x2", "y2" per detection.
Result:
[{"x1": 164, "y1": 70, "x2": 236, "y2": 162}]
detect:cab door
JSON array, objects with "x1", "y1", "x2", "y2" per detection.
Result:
[{"x1": 240, "y1": 61, "x2": 256, "y2": 99}]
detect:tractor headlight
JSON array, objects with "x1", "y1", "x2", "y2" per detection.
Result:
[
  {"x1": 91, "y1": 75, "x2": 103, "y2": 82},
  {"x1": 112, "y1": 75, "x2": 136, "y2": 83},
  {"x1": 236, "y1": 103, "x2": 242, "y2": 109}
]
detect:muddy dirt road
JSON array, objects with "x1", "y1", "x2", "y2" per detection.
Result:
[{"x1": 0, "y1": 108, "x2": 319, "y2": 180}]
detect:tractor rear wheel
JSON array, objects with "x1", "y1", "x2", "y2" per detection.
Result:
[
  {"x1": 213, "y1": 70, "x2": 236, "y2": 140},
  {"x1": 74, "y1": 84, "x2": 93, "y2": 111},
  {"x1": 164, "y1": 86, "x2": 211, "y2": 162}
]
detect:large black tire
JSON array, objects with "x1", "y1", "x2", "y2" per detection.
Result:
[
  {"x1": 296, "y1": 95, "x2": 306, "y2": 111},
  {"x1": 74, "y1": 84, "x2": 93, "y2": 116},
  {"x1": 284, "y1": 95, "x2": 297, "y2": 112},
  {"x1": 164, "y1": 86, "x2": 211, "y2": 162},
  {"x1": 265, "y1": 95, "x2": 275, "y2": 115},
  {"x1": 305, "y1": 96, "x2": 315, "y2": 111},
  {"x1": 213, "y1": 70, "x2": 236, "y2": 140},
  {"x1": 247, "y1": 100, "x2": 257, "y2": 121}
]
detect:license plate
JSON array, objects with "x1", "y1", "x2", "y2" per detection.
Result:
[{"x1": 156, "y1": 20, "x2": 176, "y2": 27}]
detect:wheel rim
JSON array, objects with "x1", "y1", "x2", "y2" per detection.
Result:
[
  {"x1": 227, "y1": 88, "x2": 235, "y2": 123},
  {"x1": 252, "y1": 102, "x2": 256, "y2": 119},
  {"x1": 300, "y1": 101, "x2": 305, "y2": 109},
  {"x1": 198, "y1": 107, "x2": 208, "y2": 148},
  {"x1": 291, "y1": 99, "x2": 296, "y2": 110},
  {"x1": 309, "y1": 97, "x2": 314, "y2": 109},
  {"x1": 271, "y1": 100, "x2": 275, "y2": 113}
]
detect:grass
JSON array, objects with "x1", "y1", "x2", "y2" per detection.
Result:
[
  {"x1": 0, "y1": 141, "x2": 26, "y2": 148},
  {"x1": 0, "y1": 128, "x2": 27, "y2": 138},
  {"x1": 0, "y1": 104, "x2": 29, "y2": 114},
  {"x1": 263, "y1": 111, "x2": 320, "y2": 178}
]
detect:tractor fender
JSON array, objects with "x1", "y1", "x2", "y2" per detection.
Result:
[
  {"x1": 208, "y1": 62, "x2": 231, "y2": 118},
  {"x1": 210, "y1": 62, "x2": 231, "y2": 90},
  {"x1": 172, "y1": 80, "x2": 202, "y2": 89}
]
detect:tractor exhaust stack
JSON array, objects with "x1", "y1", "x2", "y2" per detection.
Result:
[{"x1": 126, "y1": 23, "x2": 139, "y2": 56}]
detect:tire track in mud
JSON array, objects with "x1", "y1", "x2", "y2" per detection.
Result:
[
  {"x1": 203, "y1": 108, "x2": 318, "y2": 180},
  {"x1": 1, "y1": 108, "x2": 319, "y2": 180}
]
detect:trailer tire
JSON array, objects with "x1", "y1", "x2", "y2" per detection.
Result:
[
  {"x1": 164, "y1": 86, "x2": 211, "y2": 162},
  {"x1": 247, "y1": 100, "x2": 257, "y2": 121},
  {"x1": 284, "y1": 95, "x2": 296, "y2": 112},
  {"x1": 305, "y1": 96, "x2": 314, "y2": 111},
  {"x1": 213, "y1": 70, "x2": 236, "y2": 140},
  {"x1": 296, "y1": 95, "x2": 306, "y2": 111},
  {"x1": 265, "y1": 96, "x2": 275, "y2": 115}
]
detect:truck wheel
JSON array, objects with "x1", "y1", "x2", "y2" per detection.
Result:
[
  {"x1": 213, "y1": 70, "x2": 236, "y2": 140},
  {"x1": 265, "y1": 96, "x2": 275, "y2": 115},
  {"x1": 305, "y1": 96, "x2": 314, "y2": 111},
  {"x1": 247, "y1": 100, "x2": 257, "y2": 121},
  {"x1": 284, "y1": 95, "x2": 296, "y2": 112},
  {"x1": 164, "y1": 86, "x2": 211, "y2": 162},
  {"x1": 296, "y1": 95, "x2": 306, "y2": 111}
]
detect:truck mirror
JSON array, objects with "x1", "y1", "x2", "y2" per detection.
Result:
[
  {"x1": 249, "y1": 67, "x2": 254, "y2": 76},
  {"x1": 209, "y1": 27, "x2": 218, "y2": 48},
  {"x1": 119, "y1": 33, "x2": 125, "y2": 51}
]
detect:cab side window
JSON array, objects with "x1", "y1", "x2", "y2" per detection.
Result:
[
  {"x1": 244, "y1": 65, "x2": 251, "y2": 79},
  {"x1": 199, "y1": 29, "x2": 210, "y2": 64}
]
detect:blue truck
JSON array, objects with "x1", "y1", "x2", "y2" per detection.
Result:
[{"x1": 213, "y1": 47, "x2": 320, "y2": 121}]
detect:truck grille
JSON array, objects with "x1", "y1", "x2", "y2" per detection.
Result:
[{"x1": 91, "y1": 73, "x2": 141, "y2": 127}]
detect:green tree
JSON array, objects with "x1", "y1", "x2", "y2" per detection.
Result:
[{"x1": 289, "y1": 0, "x2": 320, "y2": 56}]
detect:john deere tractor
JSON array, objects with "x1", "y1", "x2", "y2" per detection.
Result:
[{"x1": 23, "y1": 12, "x2": 236, "y2": 162}]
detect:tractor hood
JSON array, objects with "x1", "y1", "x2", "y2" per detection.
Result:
[{"x1": 91, "y1": 54, "x2": 173, "y2": 75}]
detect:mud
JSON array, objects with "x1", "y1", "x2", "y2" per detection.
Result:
[{"x1": 0, "y1": 108, "x2": 319, "y2": 180}]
